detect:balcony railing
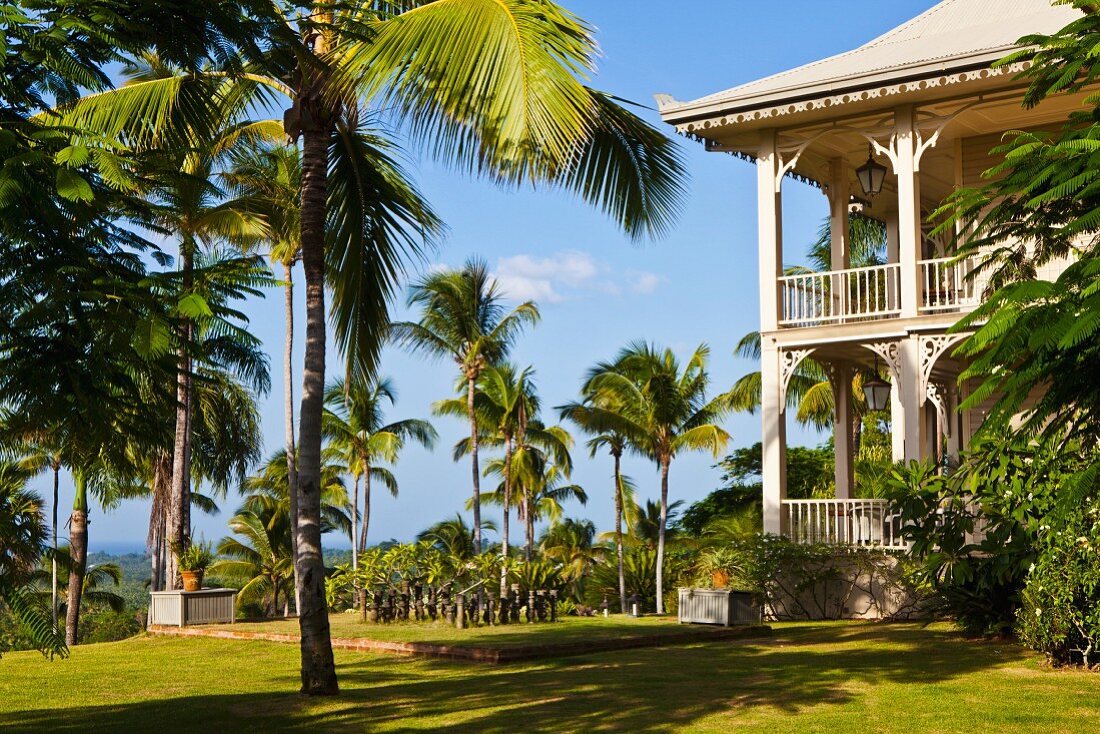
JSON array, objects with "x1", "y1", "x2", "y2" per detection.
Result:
[
  {"x1": 918, "y1": 254, "x2": 988, "y2": 314},
  {"x1": 778, "y1": 253, "x2": 1077, "y2": 329},
  {"x1": 779, "y1": 263, "x2": 901, "y2": 327},
  {"x1": 782, "y1": 499, "x2": 908, "y2": 550}
]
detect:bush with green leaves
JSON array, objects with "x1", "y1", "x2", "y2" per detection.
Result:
[
  {"x1": 1016, "y1": 505, "x2": 1100, "y2": 668},
  {"x1": 176, "y1": 542, "x2": 215, "y2": 572},
  {"x1": 885, "y1": 435, "x2": 1095, "y2": 636}
]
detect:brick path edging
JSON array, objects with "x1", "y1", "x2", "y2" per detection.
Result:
[{"x1": 146, "y1": 623, "x2": 772, "y2": 664}]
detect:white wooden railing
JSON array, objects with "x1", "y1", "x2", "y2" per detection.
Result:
[
  {"x1": 782, "y1": 499, "x2": 908, "y2": 550},
  {"x1": 779, "y1": 263, "x2": 901, "y2": 327},
  {"x1": 918, "y1": 254, "x2": 987, "y2": 314}
]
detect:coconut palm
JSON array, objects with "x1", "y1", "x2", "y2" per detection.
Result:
[
  {"x1": 213, "y1": 510, "x2": 295, "y2": 617},
  {"x1": 559, "y1": 398, "x2": 637, "y2": 614},
  {"x1": 583, "y1": 343, "x2": 732, "y2": 613},
  {"x1": 417, "y1": 515, "x2": 495, "y2": 563},
  {"x1": 0, "y1": 464, "x2": 65, "y2": 659},
  {"x1": 394, "y1": 259, "x2": 540, "y2": 556},
  {"x1": 64, "y1": 1, "x2": 686, "y2": 693},
  {"x1": 435, "y1": 361, "x2": 539, "y2": 593},
  {"x1": 322, "y1": 376, "x2": 437, "y2": 563},
  {"x1": 632, "y1": 499, "x2": 685, "y2": 551},
  {"x1": 241, "y1": 450, "x2": 353, "y2": 545},
  {"x1": 485, "y1": 447, "x2": 587, "y2": 560},
  {"x1": 222, "y1": 141, "x2": 306, "y2": 603},
  {"x1": 539, "y1": 518, "x2": 605, "y2": 601}
]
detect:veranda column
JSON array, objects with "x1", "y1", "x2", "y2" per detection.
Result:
[
  {"x1": 832, "y1": 365, "x2": 855, "y2": 499},
  {"x1": 895, "y1": 105, "x2": 923, "y2": 320},
  {"x1": 827, "y1": 160, "x2": 854, "y2": 498},
  {"x1": 894, "y1": 107, "x2": 926, "y2": 463},
  {"x1": 758, "y1": 130, "x2": 787, "y2": 534}
]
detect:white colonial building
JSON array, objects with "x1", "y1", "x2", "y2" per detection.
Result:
[{"x1": 657, "y1": 0, "x2": 1082, "y2": 546}]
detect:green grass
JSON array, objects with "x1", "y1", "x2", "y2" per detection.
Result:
[
  {"x1": 3, "y1": 621, "x2": 1099, "y2": 733},
  {"x1": 215, "y1": 613, "x2": 736, "y2": 649}
]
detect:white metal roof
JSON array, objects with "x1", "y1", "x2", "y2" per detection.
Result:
[{"x1": 658, "y1": 0, "x2": 1081, "y2": 122}]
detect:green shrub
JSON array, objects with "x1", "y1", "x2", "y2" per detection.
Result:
[
  {"x1": 78, "y1": 610, "x2": 143, "y2": 644},
  {"x1": 176, "y1": 542, "x2": 215, "y2": 572},
  {"x1": 1016, "y1": 507, "x2": 1100, "y2": 668}
]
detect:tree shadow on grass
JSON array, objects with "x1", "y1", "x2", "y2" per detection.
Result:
[{"x1": 0, "y1": 624, "x2": 1031, "y2": 734}]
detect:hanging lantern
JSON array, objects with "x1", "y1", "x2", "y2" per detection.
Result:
[
  {"x1": 856, "y1": 143, "x2": 888, "y2": 197},
  {"x1": 863, "y1": 356, "x2": 891, "y2": 412}
]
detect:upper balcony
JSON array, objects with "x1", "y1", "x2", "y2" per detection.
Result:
[{"x1": 777, "y1": 252, "x2": 1072, "y2": 330}]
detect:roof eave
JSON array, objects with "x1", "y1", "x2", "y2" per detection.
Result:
[{"x1": 656, "y1": 46, "x2": 1022, "y2": 128}]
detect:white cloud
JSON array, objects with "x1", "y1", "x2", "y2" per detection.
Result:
[
  {"x1": 629, "y1": 270, "x2": 662, "y2": 294},
  {"x1": 492, "y1": 250, "x2": 662, "y2": 303}
]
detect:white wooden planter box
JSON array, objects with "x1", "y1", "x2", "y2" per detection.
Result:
[
  {"x1": 149, "y1": 589, "x2": 237, "y2": 627},
  {"x1": 678, "y1": 588, "x2": 760, "y2": 626}
]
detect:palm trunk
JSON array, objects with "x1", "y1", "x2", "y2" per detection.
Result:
[
  {"x1": 613, "y1": 450, "x2": 626, "y2": 614},
  {"x1": 284, "y1": 262, "x2": 302, "y2": 615},
  {"x1": 51, "y1": 462, "x2": 59, "y2": 630},
  {"x1": 467, "y1": 375, "x2": 481, "y2": 554},
  {"x1": 351, "y1": 473, "x2": 359, "y2": 572},
  {"x1": 167, "y1": 244, "x2": 194, "y2": 589},
  {"x1": 295, "y1": 118, "x2": 338, "y2": 695},
  {"x1": 500, "y1": 435, "x2": 512, "y2": 596},
  {"x1": 525, "y1": 493, "x2": 534, "y2": 561},
  {"x1": 655, "y1": 455, "x2": 670, "y2": 615},
  {"x1": 65, "y1": 481, "x2": 88, "y2": 646},
  {"x1": 360, "y1": 465, "x2": 371, "y2": 554}
]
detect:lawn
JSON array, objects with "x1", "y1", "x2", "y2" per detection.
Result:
[
  {"x1": 3, "y1": 621, "x2": 1099, "y2": 733},
  {"x1": 208, "y1": 613, "x2": 745, "y2": 649}
]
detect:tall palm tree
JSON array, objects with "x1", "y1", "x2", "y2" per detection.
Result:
[
  {"x1": 394, "y1": 259, "x2": 540, "y2": 556},
  {"x1": 583, "y1": 343, "x2": 732, "y2": 613},
  {"x1": 222, "y1": 141, "x2": 305, "y2": 606},
  {"x1": 322, "y1": 376, "x2": 436, "y2": 563},
  {"x1": 485, "y1": 446, "x2": 586, "y2": 560},
  {"x1": 66, "y1": 1, "x2": 686, "y2": 694},
  {"x1": 435, "y1": 362, "x2": 538, "y2": 593},
  {"x1": 560, "y1": 387, "x2": 640, "y2": 614}
]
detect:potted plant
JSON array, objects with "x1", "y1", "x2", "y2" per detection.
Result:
[
  {"x1": 177, "y1": 542, "x2": 214, "y2": 592},
  {"x1": 697, "y1": 547, "x2": 745, "y2": 589}
]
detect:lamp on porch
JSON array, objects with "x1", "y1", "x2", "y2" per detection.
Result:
[
  {"x1": 855, "y1": 144, "x2": 887, "y2": 198},
  {"x1": 863, "y1": 357, "x2": 891, "y2": 412}
]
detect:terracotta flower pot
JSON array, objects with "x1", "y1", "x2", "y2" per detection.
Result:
[
  {"x1": 181, "y1": 570, "x2": 204, "y2": 592},
  {"x1": 711, "y1": 570, "x2": 730, "y2": 589}
]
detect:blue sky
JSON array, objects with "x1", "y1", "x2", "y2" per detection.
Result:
[{"x1": 67, "y1": 0, "x2": 935, "y2": 553}]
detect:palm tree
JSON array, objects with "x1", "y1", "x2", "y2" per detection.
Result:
[
  {"x1": 485, "y1": 447, "x2": 587, "y2": 560},
  {"x1": 222, "y1": 141, "x2": 305, "y2": 606},
  {"x1": 418, "y1": 514, "x2": 488, "y2": 563},
  {"x1": 632, "y1": 499, "x2": 685, "y2": 551},
  {"x1": 213, "y1": 510, "x2": 295, "y2": 617},
  {"x1": 560, "y1": 396, "x2": 636, "y2": 615},
  {"x1": 66, "y1": 1, "x2": 687, "y2": 694},
  {"x1": 539, "y1": 518, "x2": 605, "y2": 601},
  {"x1": 322, "y1": 376, "x2": 436, "y2": 563},
  {"x1": 435, "y1": 362, "x2": 538, "y2": 594},
  {"x1": 0, "y1": 463, "x2": 65, "y2": 659},
  {"x1": 394, "y1": 259, "x2": 540, "y2": 556},
  {"x1": 583, "y1": 343, "x2": 732, "y2": 613}
]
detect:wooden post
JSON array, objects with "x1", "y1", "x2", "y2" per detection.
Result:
[
  {"x1": 895, "y1": 106, "x2": 922, "y2": 319},
  {"x1": 761, "y1": 341, "x2": 788, "y2": 535},
  {"x1": 833, "y1": 364, "x2": 855, "y2": 499},
  {"x1": 455, "y1": 593, "x2": 466, "y2": 629},
  {"x1": 510, "y1": 584, "x2": 521, "y2": 623},
  {"x1": 527, "y1": 590, "x2": 536, "y2": 622},
  {"x1": 549, "y1": 590, "x2": 558, "y2": 622}
]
